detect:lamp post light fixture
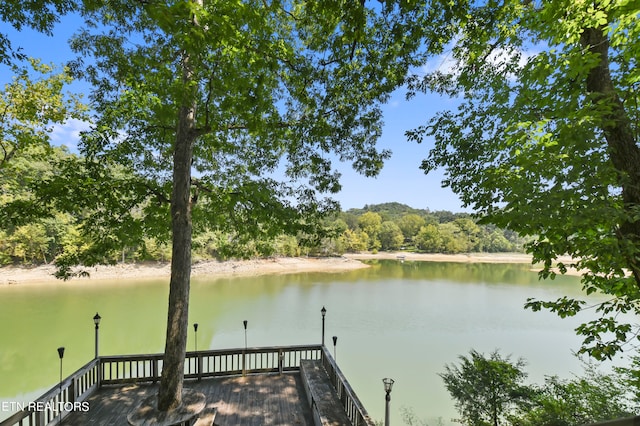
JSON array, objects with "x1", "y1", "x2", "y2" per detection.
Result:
[
  {"x1": 383, "y1": 378, "x2": 395, "y2": 426},
  {"x1": 57, "y1": 347, "x2": 65, "y2": 423},
  {"x1": 321, "y1": 306, "x2": 326, "y2": 346},
  {"x1": 242, "y1": 320, "x2": 248, "y2": 376},
  {"x1": 93, "y1": 312, "x2": 101, "y2": 359},
  {"x1": 332, "y1": 335, "x2": 337, "y2": 360},
  {"x1": 193, "y1": 323, "x2": 199, "y2": 352},
  {"x1": 57, "y1": 347, "x2": 65, "y2": 392},
  {"x1": 243, "y1": 320, "x2": 248, "y2": 349}
]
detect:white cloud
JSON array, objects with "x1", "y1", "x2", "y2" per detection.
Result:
[
  {"x1": 419, "y1": 45, "x2": 540, "y2": 82},
  {"x1": 50, "y1": 118, "x2": 92, "y2": 151},
  {"x1": 420, "y1": 51, "x2": 459, "y2": 76}
]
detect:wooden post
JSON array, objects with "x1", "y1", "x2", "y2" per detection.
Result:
[
  {"x1": 97, "y1": 358, "x2": 102, "y2": 388},
  {"x1": 152, "y1": 358, "x2": 159, "y2": 383}
]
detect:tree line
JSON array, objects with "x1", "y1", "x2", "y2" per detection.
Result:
[{"x1": 0, "y1": 146, "x2": 526, "y2": 267}]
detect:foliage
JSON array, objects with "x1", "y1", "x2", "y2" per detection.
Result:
[
  {"x1": 513, "y1": 370, "x2": 634, "y2": 426},
  {"x1": 440, "y1": 349, "x2": 532, "y2": 426},
  {"x1": 398, "y1": 214, "x2": 427, "y2": 240},
  {"x1": 407, "y1": 0, "x2": 640, "y2": 360},
  {"x1": 442, "y1": 350, "x2": 640, "y2": 426},
  {"x1": 400, "y1": 407, "x2": 444, "y2": 426},
  {"x1": 379, "y1": 221, "x2": 404, "y2": 250},
  {"x1": 0, "y1": 60, "x2": 86, "y2": 226},
  {"x1": 358, "y1": 212, "x2": 383, "y2": 250},
  {"x1": 0, "y1": 194, "x2": 526, "y2": 265}
]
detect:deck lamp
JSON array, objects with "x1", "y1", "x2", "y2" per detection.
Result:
[
  {"x1": 332, "y1": 335, "x2": 337, "y2": 360},
  {"x1": 321, "y1": 306, "x2": 326, "y2": 346},
  {"x1": 93, "y1": 312, "x2": 101, "y2": 359},
  {"x1": 243, "y1": 320, "x2": 248, "y2": 349},
  {"x1": 57, "y1": 347, "x2": 65, "y2": 396},
  {"x1": 193, "y1": 323, "x2": 199, "y2": 352},
  {"x1": 243, "y1": 320, "x2": 248, "y2": 376},
  {"x1": 383, "y1": 378, "x2": 394, "y2": 426}
]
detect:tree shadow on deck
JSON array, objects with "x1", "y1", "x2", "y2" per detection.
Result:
[
  {"x1": 192, "y1": 374, "x2": 312, "y2": 425},
  {"x1": 61, "y1": 373, "x2": 313, "y2": 426}
]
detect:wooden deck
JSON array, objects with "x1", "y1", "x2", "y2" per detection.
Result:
[
  {"x1": 2, "y1": 345, "x2": 373, "y2": 426},
  {"x1": 60, "y1": 373, "x2": 313, "y2": 426}
]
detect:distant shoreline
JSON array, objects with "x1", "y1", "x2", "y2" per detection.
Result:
[{"x1": 0, "y1": 252, "x2": 578, "y2": 286}]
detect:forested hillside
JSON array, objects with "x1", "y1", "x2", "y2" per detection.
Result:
[{"x1": 0, "y1": 146, "x2": 525, "y2": 266}]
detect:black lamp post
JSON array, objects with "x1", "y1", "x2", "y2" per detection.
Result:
[
  {"x1": 383, "y1": 378, "x2": 394, "y2": 426},
  {"x1": 193, "y1": 323, "x2": 199, "y2": 352},
  {"x1": 321, "y1": 306, "x2": 326, "y2": 346},
  {"x1": 57, "y1": 347, "x2": 65, "y2": 423},
  {"x1": 243, "y1": 320, "x2": 248, "y2": 376},
  {"x1": 332, "y1": 335, "x2": 337, "y2": 360},
  {"x1": 243, "y1": 320, "x2": 248, "y2": 349},
  {"x1": 93, "y1": 312, "x2": 101, "y2": 359},
  {"x1": 57, "y1": 347, "x2": 65, "y2": 393}
]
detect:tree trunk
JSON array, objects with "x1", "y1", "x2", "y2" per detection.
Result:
[
  {"x1": 581, "y1": 26, "x2": 640, "y2": 285},
  {"x1": 157, "y1": 65, "x2": 197, "y2": 412}
]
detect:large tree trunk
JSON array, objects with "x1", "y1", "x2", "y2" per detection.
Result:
[
  {"x1": 581, "y1": 26, "x2": 640, "y2": 285},
  {"x1": 157, "y1": 72, "x2": 197, "y2": 412}
]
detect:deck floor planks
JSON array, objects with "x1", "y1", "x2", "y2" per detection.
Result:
[{"x1": 61, "y1": 373, "x2": 313, "y2": 426}]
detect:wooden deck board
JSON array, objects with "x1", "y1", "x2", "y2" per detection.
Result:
[{"x1": 61, "y1": 373, "x2": 313, "y2": 426}]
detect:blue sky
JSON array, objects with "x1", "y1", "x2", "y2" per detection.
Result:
[{"x1": 2, "y1": 15, "x2": 469, "y2": 213}]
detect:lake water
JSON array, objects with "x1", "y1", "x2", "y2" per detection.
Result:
[{"x1": 0, "y1": 260, "x2": 618, "y2": 424}]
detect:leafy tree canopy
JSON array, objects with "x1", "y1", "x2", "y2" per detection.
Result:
[
  {"x1": 440, "y1": 349, "x2": 531, "y2": 426},
  {"x1": 408, "y1": 0, "x2": 640, "y2": 359},
  {"x1": 441, "y1": 349, "x2": 638, "y2": 426},
  {"x1": 1, "y1": 59, "x2": 86, "y2": 227},
  {"x1": 50, "y1": 0, "x2": 448, "y2": 273}
]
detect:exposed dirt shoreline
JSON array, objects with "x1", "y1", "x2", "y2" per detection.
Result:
[{"x1": 0, "y1": 252, "x2": 577, "y2": 287}]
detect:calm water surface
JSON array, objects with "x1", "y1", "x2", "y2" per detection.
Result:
[{"x1": 0, "y1": 260, "x2": 617, "y2": 424}]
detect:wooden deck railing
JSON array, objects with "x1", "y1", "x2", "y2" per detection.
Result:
[
  {"x1": 2, "y1": 344, "x2": 373, "y2": 426},
  {"x1": 0, "y1": 358, "x2": 100, "y2": 426},
  {"x1": 320, "y1": 346, "x2": 375, "y2": 426},
  {"x1": 98, "y1": 344, "x2": 323, "y2": 384}
]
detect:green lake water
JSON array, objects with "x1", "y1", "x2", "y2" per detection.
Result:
[{"x1": 0, "y1": 260, "x2": 622, "y2": 424}]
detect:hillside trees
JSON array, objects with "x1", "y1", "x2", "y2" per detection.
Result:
[
  {"x1": 0, "y1": 59, "x2": 86, "y2": 253},
  {"x1": 52, "y1": 0, "x2": 448, "y2": 413},
  {"x1": 408, "y1": 0, "x2": 640, "y2": 359}
]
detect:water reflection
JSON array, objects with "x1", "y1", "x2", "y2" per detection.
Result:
[{"x1": 0, "y1": 260, "x2": 602, "y2": 425}]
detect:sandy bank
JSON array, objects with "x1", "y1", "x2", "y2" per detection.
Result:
[
  {"x1": 0, "y1": 252, "x2": 580, "y2": 286},
  {"x1": 0, "y1": 257, "x2": 368, "y2": 286}
]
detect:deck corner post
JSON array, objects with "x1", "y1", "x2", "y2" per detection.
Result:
[
  {"x1": 197, "y1": 353, "x2": 203, "y2": 381},
  {"x1": 279, "y1": 349, "x2": 284, "y2": 374}
]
